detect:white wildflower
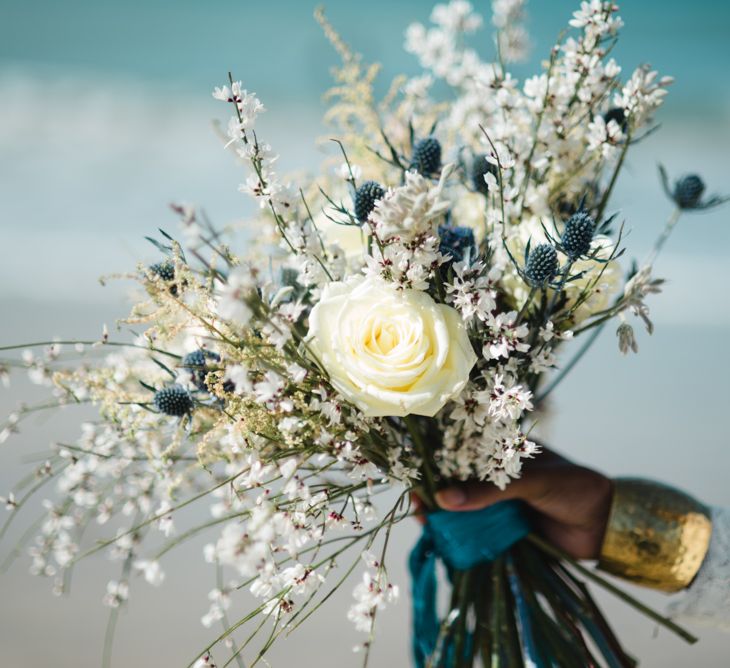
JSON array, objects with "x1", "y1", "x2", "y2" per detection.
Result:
[
  {"x1": 134, "y1": 559, "x2": 165, "y2": 586},
  {"x1": 369, "y1": 169, "x2": 450, "y2": 241},
  {"x1": 103, "y1": 580, "x2": 129, "y2": 608},
  {"x1": 1, "y1": 492, "x2": 17, "y2": 510},
  {"x1": 482, "y1": 311, "x2": 530, "y2": 360},
  {"x1": 201, "y1": 588, "x2": 231, "y2": 628},
  {"x1": 622, "y1": 265, "x2": 664, "y2": 333},
  {"x1": 216, "y1": 266, "x2": 255, "y2": 324},
  {"x1": 223, "y1": 364, "x2": 252, "y2": 394}
]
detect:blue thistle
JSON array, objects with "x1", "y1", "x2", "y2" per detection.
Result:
[
  {"x1": 525, "y1": 244, "x2": 558, "y2": 287},
  {"x1": 471, "y1": 155, "x2": 498, "y2": 196},
  {"x1": 149, "y1": 261, "x2": 175, "y2": 281},
  {"x1": 148, "y1": 260, "x2": 182, "y2": 295},
  {"x1": 280, "y1": 267, "x2": 299, "y2": 286},
  {"x1": 410, "y1": 137, "x2": 442, "y2": 176},
  {"x1": 659, "y1": 165, "x2": 728, "y2": 212},
  {"x1": 561, "y1": 212, "x2": 595, "y2": 260},
  {"x1": 673, "y1": 175, "x2": 705, "y2": 209},
  {"x1": 438, "y1": 225, "x2": 476, "y2": 264},
  {"x1": 182, "y1": 349, "x2": 220, "y2": 390},
  {"x1": 354, "y1": 180, "x2": 385, "y2": 223},
  {"x1": 603, "y1": 107, "x2": 628, "y2": 133},
  {"x1": 153, "y1": 385, "x2": 193, "y2": 416}
]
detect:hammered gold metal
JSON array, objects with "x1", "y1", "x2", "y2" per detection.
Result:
[{"x1": 598, "y1": 477, "x2": 712, "y2": 592}]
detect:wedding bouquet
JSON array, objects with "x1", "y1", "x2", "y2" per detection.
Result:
[{"x1": 2, "y1": 1, "x2": 726, "y2": 666}]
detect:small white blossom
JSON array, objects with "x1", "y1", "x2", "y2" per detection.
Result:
[
  {"x1": 347, "y1": 568, "x2": 399, "y2": 633},
  {"x1": 201, "y1": 588, "x2": 231, "y2": 628},
  {"x1": 622, "y1": 265, "x2": 664, "y2": 334},
  {"x1": 223, "y1": 364, "x2": 252, "y2": 394},
  {"x1": 134, "y1": 560, "x2": 165, "y2": 586},
  {"x1": 213, "y1": 81, "x2": 264, "y2": 133},
  {"x1": 216, "y1": 266, "x2": 255, "y2": 324},
  {"x1": 482, "y1": 311, "x2": 530, "y2": 360},
  {"x1": 1, "y1": 492, "x2": 17, "y2": 510},
  {"x1": 103, "y1": 580, "x2": 129, "y2": 608}
]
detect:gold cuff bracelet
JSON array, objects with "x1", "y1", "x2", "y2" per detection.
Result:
[{"x1": 598, "y1": 477, "x2": 712, "y2": 592}]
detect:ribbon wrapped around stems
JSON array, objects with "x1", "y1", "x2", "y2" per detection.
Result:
[{"x1": 409, "y1": 500, "x2": 532, "y2": 667}]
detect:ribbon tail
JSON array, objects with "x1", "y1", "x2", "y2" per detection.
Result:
[{"x1": 409, "y1": 529, "x2": 440, "y2": 668}]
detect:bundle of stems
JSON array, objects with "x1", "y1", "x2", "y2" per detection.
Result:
[{"x1": 412, "y1": 419, "x2": 695, "y2": 668}]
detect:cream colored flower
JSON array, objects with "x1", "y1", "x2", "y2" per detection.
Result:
[
  {"x1": 307, "y1": 276, "x2": 476, "y2": 417},
  {"x1": 314, "y1": 207, "x2": 366, "y2": 259}
]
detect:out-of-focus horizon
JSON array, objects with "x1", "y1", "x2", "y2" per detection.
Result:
[{"x1": 1, "y1": 1, "x2": 728, "y2": 666}]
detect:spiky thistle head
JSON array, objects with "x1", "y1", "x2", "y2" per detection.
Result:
[
  {"x1": 525, "y1": 244, "x2": 558, "y2": 287},
  {"x1": 153, "y1": 384, "x2": 193, "y2": 416},
  {"x1": 149, "y1": 261, "x2": 175, "y2": 281},
  {"x1": 659, "y1": 165, "x2": 729, "y2": 212},
  {"x1": 603, "y1": 107, "x2": 628, "y2": 133},
  {"x1": 673, "y1": 174, "x2": 705, "y2": 209},
  {"x1": 182, "y1": 349, "x2": 221, "y2": 390},
  {"x1": 561, "y1": 212, "x2": 595, "y2": 259},
  {"x1": 409, "y1": 137, "x2": 441, "y2": 177},
  {"x1": 438, "y1": 225, "x2": 476, "y2": 264},
  {"x1": 471, "y1": 155, "x2": 498, "y2": 196},
  {"x1": 354, "y1": 180, "x2": 385, "y2": 223}
]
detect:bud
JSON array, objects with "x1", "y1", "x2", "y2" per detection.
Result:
[
  {"x1": 409, "y1": 137, "x2": 442, "y2": 176},
  {"x1": 616, "y1": 322, "x2": 638, "y2": 355},
  {"x1": 525, "y1": 244, "x2": 558, "y2": 287},
  {"x1": 153, "y1": 385, "x2": 193, "y2": 416},
  {"x1": 354, "y1": 180, "x2": 385, "y2": 223},
  {"x1": 561, "y1": 212, "x2": 595, "y2": 260}
]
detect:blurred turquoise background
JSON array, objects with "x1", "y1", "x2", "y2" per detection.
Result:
[{"x1": 1, "y1": 1, "x2": 728, "y2": 666}]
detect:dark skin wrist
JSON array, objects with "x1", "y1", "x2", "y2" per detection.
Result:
[{"x1": 413, "y1": 449, "x2": 613, "y2": 560}]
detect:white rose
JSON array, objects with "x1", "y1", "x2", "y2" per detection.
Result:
[{"x1": 307, "y1": 277, "x2": 477, "y2": 417}]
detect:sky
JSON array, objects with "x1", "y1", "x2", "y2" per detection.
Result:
[{"x1": 0, "y1": 1, "x2": 729, "y2": 666}]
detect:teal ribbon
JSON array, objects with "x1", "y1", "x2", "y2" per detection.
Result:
[{"x1": 409, "y1": 500, "x2": 532, "y2": 667}]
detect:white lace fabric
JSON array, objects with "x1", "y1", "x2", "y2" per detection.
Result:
[{"x1": 668, "y1": 506, "x2": 730, "y2": 631}]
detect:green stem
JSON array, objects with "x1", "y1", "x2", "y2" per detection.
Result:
[
  {"x1": 452, "y1": 570, "x2": 471, "y2": 667},
  {"x1": 544, "y1": 260, "x2": 574, "y2": 324},
  {"x1": 535, "y1": 323, "x2": 604, "y2": 405},
  {"x1": 595, "y1": 130, "x2": 632, "y2": 222},
  {"x1": 76, "y1": 468, "x2": 249, "y2": 562},
  {"x1": 517, "y1": 50, "x2": 559, "y2": 217},
  {"x1": 102, "y1": 604, "x2": 121, "y2": 668},
  {"x1": 490, "y1": 557, "x2": 503, "y2": 668},
  {"x1": 0, "y1": 340, "x2": 180, "y2": 358},
  {"x1": 216, "y1": 562, "x2": 247, "y2": 668},
  {"x1": 526, "y1": 534, "x2": 698, "y2": 644},
  {"x1": 403, "y1": 415, "x2": 437, "y2": 506},
  {"x1": 646, "y1": 207, "x2": 681, "y2": 265},
  {"x1": 434, "y1": 268, "x2": 447, "y2": 304},
  {"x1": 101, "y1": 548, "x2": 134, "y2": 668},
  {"x1": 516, "y1": 286, "x2": 538, "y2": 325}
]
